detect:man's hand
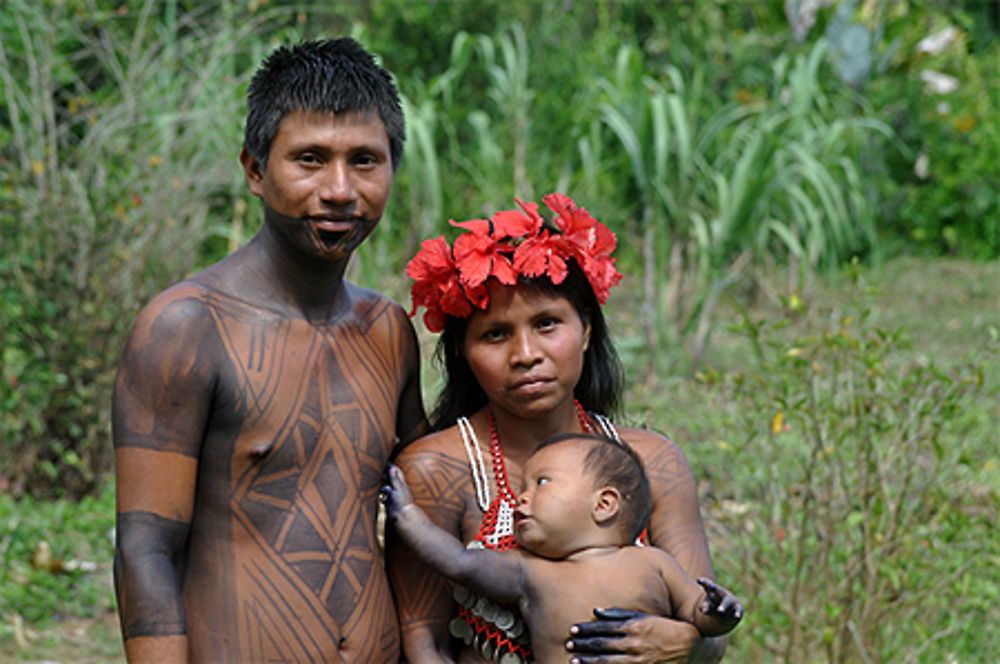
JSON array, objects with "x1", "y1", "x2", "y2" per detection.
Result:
[
  {"x1": 696, "y1": 578, "x2": 743, "y2": 629},
  {"x1": 380, "y1": 464, "x2": 415, "y2": 519}
]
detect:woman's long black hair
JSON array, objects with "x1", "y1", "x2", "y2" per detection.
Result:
[{"x1": 428, "y1": 258, "x2": 624, "y2": 431}]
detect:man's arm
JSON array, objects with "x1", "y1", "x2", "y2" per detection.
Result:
[
  {"x1": 383, "y1": 465, "x2": 526, "y2": 604},
  {"x1": 394, "y1": 312, "x2": 428, "y2": 447},
  {"x1": 113, "y1": 293, "x2": 215, "y2": 663}
]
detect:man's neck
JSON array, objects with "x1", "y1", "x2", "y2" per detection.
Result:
[{"x1": 241, "y1": 229, "x2": 353, "y2": 323}]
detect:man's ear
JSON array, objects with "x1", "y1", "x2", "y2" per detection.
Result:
[
  {"x1": 240, "y1": 147, "x2": 265, "y2": 197},
  {"x1": 592, "y1": 486, "x2": 621, "y2": 525}
]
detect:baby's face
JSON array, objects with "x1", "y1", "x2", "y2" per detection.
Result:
[{"x1": 513, "y1": 441, "x2": 596, "y2": 559}]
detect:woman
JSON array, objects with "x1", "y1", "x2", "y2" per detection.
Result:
[{"x1": 387, "y1": 194, "x2": 726, "y2": 663}]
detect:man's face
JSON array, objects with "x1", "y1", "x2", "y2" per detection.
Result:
[{"x1": 242, "y1": 108, "x2": 394, "y2": 260}]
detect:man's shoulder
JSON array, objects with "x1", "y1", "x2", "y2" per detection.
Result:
[
  {"x1": 134, "y1": 281, "x2": 218, "y2": 328},
  {"x1": 345, "y1": 282, "x2": 409, "y2": 320}
]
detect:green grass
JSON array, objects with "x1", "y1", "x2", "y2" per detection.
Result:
[
  {"x1": 2, "y1": 256, "x2": 997, "y2": 662},
  {"x1": 0, "y1": 482, "x2": 121, "y2": 662},
  {"x1": 624, "y1": 257, "x2": 999, "y2": 662}
]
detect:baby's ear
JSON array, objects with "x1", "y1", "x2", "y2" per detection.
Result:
[{"x1": 592, "y1": 486, "x2": 621, "y2": 525}]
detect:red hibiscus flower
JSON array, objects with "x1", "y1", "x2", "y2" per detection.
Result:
[
  {"x1": 512, "y1": 231, "x2": 573, "y2": 285},
  {"x1": 406, "y1": 236, "x2": 472, "y2": 332},
  {"x1": 451, "y1": 218, "x2": 518, "y2": 287}
]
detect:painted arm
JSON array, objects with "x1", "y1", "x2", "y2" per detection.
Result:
[
  {"x1": 394, "y1": 309, "x2": 429, "y2": 447},
  {"x1": 690, "y1": 579, "x2": 743, "y2": 638},
  {"x1": 383, "y1": 465, "x2": 526, "y2": 605},
  {"x1": 568, "y1": 432, "x2": 728, "y2": 663},
  {"x1": 113, "y1": 295, "x2": 213, "y2": 663},
  {"x1": 385, "y1": 446, "x2": 465, "y2": 663}
]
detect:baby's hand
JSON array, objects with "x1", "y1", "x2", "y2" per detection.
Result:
[
  {"x1": 697, "y1": 577, "x2": 744, "y2": 627},
  {"x1": 379, "y1": 464, "x2": 414, "y2": 518}
]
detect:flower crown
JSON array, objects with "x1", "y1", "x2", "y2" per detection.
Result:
[{"x1": 406, "y1": 193, "x2": 622, "y2": 333}]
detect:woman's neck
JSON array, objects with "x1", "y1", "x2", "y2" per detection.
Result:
[{"x1": 487, "y1": 399, "x2": 584, "y2": 456}]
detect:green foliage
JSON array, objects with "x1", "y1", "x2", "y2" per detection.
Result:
[
  {"x1": 801, "y1": 0, "x2": 1000, "y2": 257},
  {"x1": 0, "y1": 0, "x2": 297, "y2": 496},
  {"x1": 693, "y1": 288, "x2": 999, "y2": 661},
  {"x1": 0, "y1": 483, "x2": 116, "y2": 628}
]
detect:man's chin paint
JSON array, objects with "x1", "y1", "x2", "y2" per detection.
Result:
[{"x1": 263, "y1": 203, "x2": 380, "y2": 260}]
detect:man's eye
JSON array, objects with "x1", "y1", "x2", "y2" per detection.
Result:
[{"x1": 298, "y1": 153, "x2": 321, "y2": 165}]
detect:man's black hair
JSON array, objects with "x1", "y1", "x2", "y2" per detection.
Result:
[
  {"x1": 244, "y1": 37, "x2": 405, "y2": 169},
  {"x1": 532, "y1": 432, "x2": 652, "y2": 542},
  {"x1": 429, "y1": 258, "x2": 624, "y2": 430}
]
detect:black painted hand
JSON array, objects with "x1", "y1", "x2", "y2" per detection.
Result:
[
  {"x1": 697, "y1": 577, "x2": 743, "y2": 628},
  {"x1": 565, "y1": 607, "x2": 639, "y2": 660},
  {"x1": 379, "y1": 464, "x2": 414, "y2": 519}
]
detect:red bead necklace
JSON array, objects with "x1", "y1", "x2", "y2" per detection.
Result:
[{"x1": 481, "y1": 400, "x2": 596, "y2": 548}]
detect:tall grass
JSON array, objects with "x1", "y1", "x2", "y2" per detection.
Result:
[
  {"x1": 705, "y1": 292, "x2": 998, "y2": 662},
  {"x1": 0, "y1": 0, "x2": 301, "y2": 495},
  {"x1": 596, "y1": 39, "x2": 891, "y2": 372}
]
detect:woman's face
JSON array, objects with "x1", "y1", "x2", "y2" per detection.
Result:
[{"x1": 462, "y1": 281, "x2": 590, "y2": 421}]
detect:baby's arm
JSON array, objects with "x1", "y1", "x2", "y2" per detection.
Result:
[
  {"x1": 654, "y1": 549, "x2": 743, "y2": 637},
  {"x1": 382, "y1": 464, "x2": 526, "y2": 605}
]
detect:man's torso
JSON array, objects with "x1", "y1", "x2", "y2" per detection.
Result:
[{"x1": 177, "y1": 282, "x2": 406, "y2": 662}]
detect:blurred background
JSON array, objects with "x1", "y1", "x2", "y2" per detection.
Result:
[{"x1": 2, "y1": 1, "x2": 998, "y2": 661}]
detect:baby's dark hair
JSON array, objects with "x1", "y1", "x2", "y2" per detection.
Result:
[
  {"x1": 243, "y1": 37, "x2": 405, "y2": 170},
  {"x1": 532, "y1": 432, "x2": 652, "y2": 542}
]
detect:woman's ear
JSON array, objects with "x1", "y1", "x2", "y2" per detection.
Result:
[{"x1": 592, "y1": 486, "x2": 621, "y2": 525}]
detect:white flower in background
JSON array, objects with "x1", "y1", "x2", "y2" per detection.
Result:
[
  {"x1": 786, "y1": 0, "x2": 835, "y2": 43},
  {"x1": 914, "y1": 148, "x2": 929, "y2": 180},
  {"x1": 920, "y1": 69, "x2": 959, "y2": 94},
  {"x1": 916, "y1": 27, "x2": 959, "y2": 55}
]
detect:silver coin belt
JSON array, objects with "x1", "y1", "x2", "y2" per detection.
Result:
[{"x1": 448, "y1": 542, "x2": 533, "y2": 663}]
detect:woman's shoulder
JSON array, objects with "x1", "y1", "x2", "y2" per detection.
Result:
[
  {"x1": 616, "y1": 425, "x2": 682, "y2": 453},
  {"x1": 395, "y1": 423, "x2": 475, "y2": 472},
  {"x1": 615, "y1": 425, "x2": 695, "y2": 477}
]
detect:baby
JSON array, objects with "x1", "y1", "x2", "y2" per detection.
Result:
[{"x1": 383, "y1": 432, "x2": 743, "y2": 663}]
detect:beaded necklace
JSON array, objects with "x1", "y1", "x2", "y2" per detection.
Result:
[
  {"x1": 454, "y1": 400, "x2": 598, "y2": 663},
  {"x1": 472, "y1": 400, "x2": 596, "y2": 549}
]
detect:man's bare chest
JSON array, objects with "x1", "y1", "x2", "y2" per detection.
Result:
[{"x1": 203, "y1": 312, "x2": 401, "y2": 479}]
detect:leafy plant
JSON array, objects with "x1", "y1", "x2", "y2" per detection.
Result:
[
  {"x1": 705, "y1": 286, "x2": 998, "y2": 661},
  {"x1": 0, "y1": 0, "x2": 302, "y2": 497}
]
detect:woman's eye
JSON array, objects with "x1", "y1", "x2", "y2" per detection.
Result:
[
  {"x1": 537, "y1": 477, "x2": 549, "y2": 486},
  {"x1": 537, "y1": 317, "x2": 558, "y2": 330},
  {"x1": 482, "y1": 328, "x2": 506, "y2": 342}
]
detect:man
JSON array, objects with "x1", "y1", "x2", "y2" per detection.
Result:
[{"x1": 113, "y1": 38, "x2": 425, "y2": 663}]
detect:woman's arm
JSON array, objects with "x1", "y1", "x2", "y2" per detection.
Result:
[
  {"x1": 384, "y1": 465, "x2": 526, "y2": 604},
  {"x1": 386, "y1": 440, "x2": 470, "y2": 664}
]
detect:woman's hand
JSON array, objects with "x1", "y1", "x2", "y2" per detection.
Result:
[{"x1": 566, "y1": 608, "x2": 724, "y2": 663}]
